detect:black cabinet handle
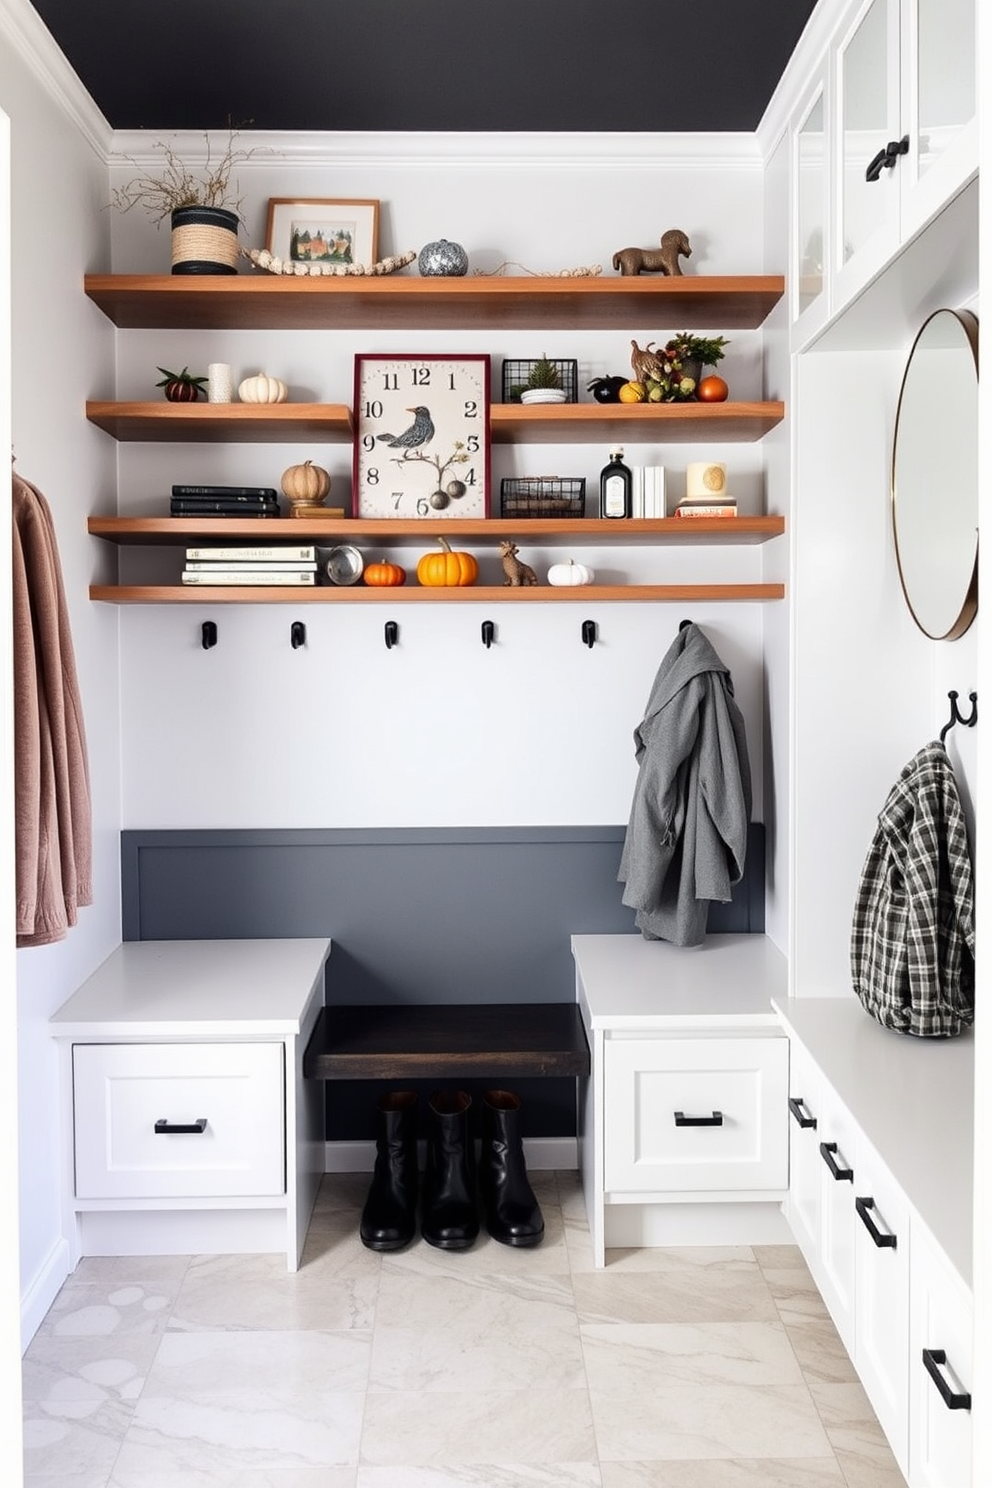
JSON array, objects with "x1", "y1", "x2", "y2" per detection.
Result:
[
  {"x1": 674, "y1": 1110, "x2": 723, "y2": 1127},
  {"x1": 788, "y1": 1096, "x2": 817, "y2": 1129},
  {"x1": 154, "y1": 1118, "x2": 207, "y2": 1134},
  {"x1": 820, "y1": 1141, "x2": 854, "y2": 1182},
  {"x1": 865, "y1": 133, "x2": 910, "y2": 181},
  {"x1": 855, "y1": 1195, "x2": 897, "y2": 1248},
  {"x1": 922, "y1": 1348, "x2": 972, "y2": 1411}
]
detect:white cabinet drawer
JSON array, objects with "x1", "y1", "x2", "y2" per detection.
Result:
[
  {"x1": 910, "y1": 1222, "x2": 973, "y2": 1488},
  {"x1": 73, "y1": 1042, "x2": 285, "y2": 1199},
  {"x1": 604, "y1": 1034, "x2": 788, "y2": 1193},
  {"x1": 853, "y1": 1134, "x2": 911, "y2": 1472}
]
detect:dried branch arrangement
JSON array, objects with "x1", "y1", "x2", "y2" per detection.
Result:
[{"x1": 111, "y1": 126, "x2": 260, "y2": 224}]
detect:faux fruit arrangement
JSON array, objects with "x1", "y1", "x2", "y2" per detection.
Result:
[
  {"x1": 416, "y1": 537, "x2": 478, "y2": 587},
  {"x1": 156, "y1": 366, "x2": 208, "y2": 402}
]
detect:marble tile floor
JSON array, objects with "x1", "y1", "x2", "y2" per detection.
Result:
[{"x1": 22, "y1": 1171, "x2": 908, "y2": 1487}]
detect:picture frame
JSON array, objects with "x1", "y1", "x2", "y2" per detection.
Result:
[
  {"x1": 353, "y1": 354, "x2": 491, "y2": 519},
  {"x1": 265, "y1": 198, "x2": 380, "y2": 268}
]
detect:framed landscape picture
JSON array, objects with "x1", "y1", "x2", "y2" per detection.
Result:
[{"x1": 265, "y1": 198, "x2": 380, "y2": 268}]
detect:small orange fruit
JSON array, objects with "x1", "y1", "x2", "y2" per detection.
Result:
[{"x1": 697, "y1": 375, "x2": 729, "y2": 402}]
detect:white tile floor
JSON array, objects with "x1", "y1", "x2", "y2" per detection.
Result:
[{"x1": 22, "y1": 1170, "x2": 908, "y2": 1486}]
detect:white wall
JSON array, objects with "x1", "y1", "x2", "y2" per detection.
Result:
[
  {"x1": 0, "y1": 0, "x2": 122, "y2": 1348},
  {"x1": 107, "y1": 134, "x2": 777, "y2": 836}
]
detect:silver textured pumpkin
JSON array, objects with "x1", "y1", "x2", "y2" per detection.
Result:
[{"x1": 418, "y1": 239, "x2": 469, "y2": 276}]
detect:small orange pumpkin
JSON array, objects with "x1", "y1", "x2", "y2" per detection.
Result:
[
  {"x1": 364, "y1": 560, "x2": 406, "y2": 587},
  {"x1": 416, "y1": 537, "x2": 478, "y2": 587}
]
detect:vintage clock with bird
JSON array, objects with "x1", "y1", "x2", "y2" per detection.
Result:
[{"x1": 353, "y1": 354, "x2": 491, "y2": 518}]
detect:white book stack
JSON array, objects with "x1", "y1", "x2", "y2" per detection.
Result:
[
  {"x1": 630, "y1": 465, "x2": 666, "y2": 518},
  {"x1": 181, "y1": 545, "x2": 319, "y2": 586}
]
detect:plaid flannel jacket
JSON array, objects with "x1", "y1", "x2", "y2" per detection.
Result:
[{"x1": 850, "y1": 741, "x2": 975, "y2": 1038}]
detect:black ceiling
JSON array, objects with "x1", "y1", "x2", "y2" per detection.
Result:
[{"x1": 31, "y1": 0, "x2": 818, "y2": 134}]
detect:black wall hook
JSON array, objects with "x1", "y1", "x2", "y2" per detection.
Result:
[
  {"x1": 581, "y1": 619, "x2": 597, "y2": 648},
  {"x1": 384, "y1": 621, "x2": 399, "y2": 650},
  {"x1": 940, "y1": 690, "x2": 978, "y2": 744},
  {"x1": 481, "y1": 620, "x2": 495, "y2": 649},
  {"x1": 290, "y1": 621, "x2": 306, "y2": 649},
  {"x1": 201, "y1": 620, "x2": 217, "y2": 650}
]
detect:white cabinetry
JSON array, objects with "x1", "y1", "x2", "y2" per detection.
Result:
[
  {"x1": 777, "y1": 996, "x2": 974, "y2": 1486},
  {"x1": 50, "y1": 938, "x2": 330, "y2": 1272},
  {"x1": 573, "y1": 934, "x2": 790, "y2": 1268},
  {"x1": 790, "y1": 0, "x2": 976, "y2": 344}
]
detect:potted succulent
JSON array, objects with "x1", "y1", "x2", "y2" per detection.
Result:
[
  {"x1": 111, "y1": 125, "x2": 257, "y2": 276},
  {"x1": 520, "y1": 353, "x2": 568, "y2": 405}
]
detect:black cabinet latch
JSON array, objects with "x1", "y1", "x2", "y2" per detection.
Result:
[{"x1": 865, "y1": 134, "x2": 909, "y2": 182}]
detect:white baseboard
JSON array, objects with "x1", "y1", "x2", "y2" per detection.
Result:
[
  {"x1": 323, "y1": 1136, "x2": 577, "y2": 1173},
  {"x1": 21, "y1": 1234, "x2": 71, "y2": 1353},
  {"x1": 604, "y1": 1199, "x2": 792, "y2": 1249}
]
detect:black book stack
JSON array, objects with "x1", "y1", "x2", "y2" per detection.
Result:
[{"x1": 171, "y1": 484, "x2": 281, "y2": 518}]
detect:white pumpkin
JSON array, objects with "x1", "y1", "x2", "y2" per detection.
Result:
[
  {"x1": 238, "y1": 371, "x2": 288, "y2": 404},
  {"x1": 547, "y1": 557, "x2": 594, "y2": 587}
]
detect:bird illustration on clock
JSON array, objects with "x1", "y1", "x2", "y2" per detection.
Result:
[
  {"x1": 376, "y1": 405, "x2": 435, "y2": 450},
  {"x1": 354, "y1": 355, "x2": 491, "y2": 518}
]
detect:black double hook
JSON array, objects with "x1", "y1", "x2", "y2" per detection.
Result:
[{"x1": 940, "y1": 690, "x2": 978, "y2": 745}]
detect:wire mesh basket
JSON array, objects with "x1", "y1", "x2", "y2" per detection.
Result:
[
  {"x1": 500, "y1": 477, "x2": 586, "y2": 519},
  {"x1": 500, "y1": 358, "x2": 579, "y2": 403}
]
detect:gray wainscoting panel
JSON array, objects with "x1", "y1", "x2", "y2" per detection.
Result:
[{"x1": 122, "y1": 825, "x2": 765, "y2": 1006}]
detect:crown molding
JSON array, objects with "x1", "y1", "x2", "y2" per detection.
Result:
[
  {"x1": 108, "y1": 128, "x2": 764, "y2": 173},
  {"x1": 756, "y1": 0, "x2": 844, "y2": 158},
  {"x1": 0, "y1": 0, "x2": 112, "y2": 159}
]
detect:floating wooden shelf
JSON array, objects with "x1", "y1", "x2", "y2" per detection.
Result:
[
  {"x1": 89, "y1": 583, "x2": 785, "y2": 605},
  {"x1": 84, "y1": 273, "x2": 785, "y2": 332},
  {"x1": 85, "y1": 400, "x2": 784, "y2": 445},
  {"x1": 85, "y1": 401, "x2": 352, "y2": 443},
  {"x1": 302, "y1": 1003, "x2": 591, "y2": 1082},
  {"x1": 88, "y1": 515, "x2": 785, "y2": 547}
]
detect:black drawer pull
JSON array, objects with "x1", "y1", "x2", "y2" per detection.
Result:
[
  {"x1": 922, "y1": 1348, "x2": 972, "y2": 1411},
  {"x1": 154, "y1": 1118, "x2": 207, "y2": 1135},
  {"x1": 855, "y1": 1195, "x2": 897, "y2": 1248},
  {"x1": 788, "y1": 1096, "x2": 817, "y2": 1129},
  {"x1": 674, "y1": 1110, "x2": 723, "y2": 1127},
  {"x1": 820, "y1": 1141, "x2": 854, "y2": 1182}
]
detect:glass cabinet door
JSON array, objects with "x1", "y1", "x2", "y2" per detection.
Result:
[
  {"x1": 837, "y1": 0, "x2": 900, "y2": 273},
  {"x1": 796, "y1": 90, "x2": 826, "y2": 321},
  {"x1": 914, "y1": 0, "x2": 974, "y2": 183}
]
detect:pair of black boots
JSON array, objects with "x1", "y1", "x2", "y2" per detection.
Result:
[{"x1": 360, "y1": 1088, "x2": 544, "y2": 1251}]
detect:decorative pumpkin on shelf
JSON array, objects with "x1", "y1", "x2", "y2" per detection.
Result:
[
  {"x1": 281, "y1": 460, "x2": 331, "y2": 511},
  {"x1": 156, "y1": 366, "x2": 208, "y2": 402},
  {"x1": 547, "y1": 557, "x2": 595, "y2": 587},
  {"x1": 238, "y1": 371, "x2": 288, "y2": 404},
  {"x1": 586, "y1": 375, "x2": 628, "y2": 404},
  {"x1": 416, "y1": 537, "x2": 478, "y2": 587},
  {"x1": 364, "y1": 560, "x2": 407, "y2": 587}
]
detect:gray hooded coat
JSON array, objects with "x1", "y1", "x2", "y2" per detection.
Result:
[{"x1": 618, "y1": 622, "x2": 751, "y2": 947}]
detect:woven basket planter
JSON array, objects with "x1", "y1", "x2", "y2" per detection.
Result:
[{"x1": 170, "y1": 205, "x2": 240, "y2": 276}]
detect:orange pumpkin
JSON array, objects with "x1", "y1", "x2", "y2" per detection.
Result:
[
  {"x1": 364, "y1": 560, "x2": 406, "y2": 587},
  {"x1": 416, "y1": 537, "x2": 478, "y2": 587}
]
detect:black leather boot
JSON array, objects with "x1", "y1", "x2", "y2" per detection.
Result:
[
  {"x1": 421, "y1": 1090, "x2": 479, "y2": 1250},
  {"x1": 480, "y1": 1090, "x2": 545, "y2": 1247},
  {"x1": 360, "y1": 1090, "x2": 419, "y2": 1251}
]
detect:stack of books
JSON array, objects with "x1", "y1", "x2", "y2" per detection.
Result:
[
  {"x1": 673, "y1": 496, "x2": 738, "y2": 520},
  {"x1": 171, "y1": 484, "x2": 281, "y2": 518},
  {"x1": 181, "y1": 544, "x2": 319, "y2": 586},
  {"x1": 630, "y1": 465, "x2": 666, "y2": 518}
]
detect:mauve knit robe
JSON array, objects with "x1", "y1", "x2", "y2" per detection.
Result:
[
  {"x1": 618, "y1": 622, "x2": 751, "y2": 947},
  {"x1": 13, "y1": 469, "x2": 92, "y2": 946}
]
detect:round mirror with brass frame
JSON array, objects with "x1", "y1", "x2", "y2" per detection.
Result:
[{"x1": 891, "y1": 307, "x2": 979, "y2": 641}]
